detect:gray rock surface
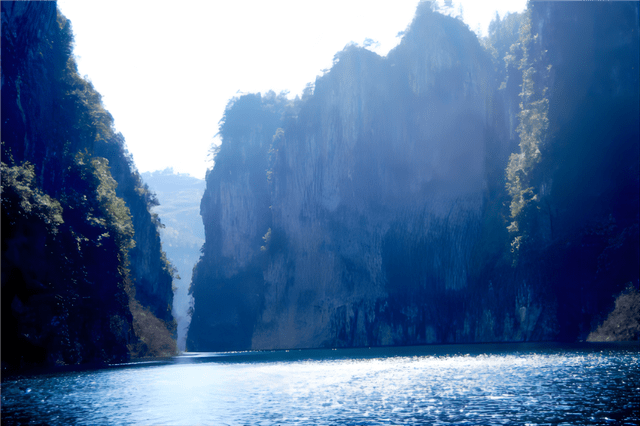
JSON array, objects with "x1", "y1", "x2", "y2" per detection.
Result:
[{"x1": 187, "y1": 2, "x2": 639, "y2": 351}]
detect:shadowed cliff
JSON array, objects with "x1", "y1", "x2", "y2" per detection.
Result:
[{"x1": 2, "y1": 2, "x2": 177, "y2": 370}]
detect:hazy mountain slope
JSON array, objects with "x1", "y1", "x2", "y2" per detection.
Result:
[{"x1": 142, "y1": 169, "x2": 205, "y2": 351}]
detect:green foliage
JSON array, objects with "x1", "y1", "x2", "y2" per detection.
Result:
[
  {"x1": 587, "y1": 283, "x2": 640, "y2": 342},
  {"x1": 90, "y1": 156, "x2": 135, "y2": 251},
  {"x1": 58, "y1": 13, "x2": 115, "y2": 149},
  {"x1": 504, "y1": 9, "x2": 550, "y2": 259},
  {"x1": 57, "y1": 13, "x2": 176, "y2": 325},
  {"x1": 1, "y1": 161, "x2": 64, "y2": 231},
  {"x1": 483, "y1": 12, "x2": 524, "y2": 87},
  {"x1": 73, "y1": 153, "x2": 177, "y2": 357},
  {"x1": 213, "y1": 92, "x2": 291, "y2": 176},
  {"x1": 1, "y1": 158, "x2": 134, "y2": 367},
  {"x1": 128, "y1": 298, "x2": 178, "y2": 357}
]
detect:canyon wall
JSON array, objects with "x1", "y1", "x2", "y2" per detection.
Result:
[{"x1": 186, "y1": 2, "x2": 638, "y2": 350}]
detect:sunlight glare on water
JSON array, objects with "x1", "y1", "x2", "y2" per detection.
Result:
[{"x1": 1, "y1": 343, "x2": 638, "y2": 425}]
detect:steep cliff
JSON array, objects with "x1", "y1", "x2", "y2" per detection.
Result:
[
  {"x1": 189, "y1": 93, "x2": 287, "y2": 350},
  {"x1": 94, "y1": 137, "x2": 175, "y2": 324},
  {"x1": 506, "y1": 2, "x2": 640, "y2": 340},
  {"x1": 190, "y1": 5, "x2": 499, "y2": 350},
  {"x1": 188, "y1": 2, "x2": 639, "y2": 351},
  {"x1": 1, "y1": 2, "x2": 176, "y2": 370}
]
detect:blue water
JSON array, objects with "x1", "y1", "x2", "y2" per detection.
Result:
[{"x1": 1, "y1": 343, "x2": 638, "y2": 425}]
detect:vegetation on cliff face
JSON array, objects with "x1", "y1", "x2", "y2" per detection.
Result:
[
  {"x1": 1, "y1": 3, "x2": 176, "y2": 370},
  {"x1": 587, "y1": 284, "x2": 640, "y2": 342},
  {"x1": 188, "y1": 2, "x2": 639, "y2": 351},
  {"x1": 467, "y1": 1, "x2": 639, "y2": 342},
  {"x1": 504, "y1": 10, "x2": 550, "y2": 258},
  {"x1": 2, "y1": 159, "x2": 133, "y2": 367}
]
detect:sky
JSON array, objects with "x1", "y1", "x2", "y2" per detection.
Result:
[{"x1": 56, "y1": 0, "x2": 527, "y2": 179}]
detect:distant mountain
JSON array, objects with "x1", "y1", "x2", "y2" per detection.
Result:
[{"x1": 142, "y1": 169, "x2": 205, "y2": 351}]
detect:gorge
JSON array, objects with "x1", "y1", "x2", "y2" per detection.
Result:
[{"x1": 1, "y1": 1, "x2": 638, "y2": 372}]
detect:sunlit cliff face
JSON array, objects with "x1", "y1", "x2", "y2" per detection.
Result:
[
  {"x1": 188, "y1": 2, "x2": 639, "y2": 352},
  {"x1": 189, "y1": 6, "x2": 497, "y2": 351}
]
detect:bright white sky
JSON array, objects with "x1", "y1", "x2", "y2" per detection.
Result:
[{"x1": 57, "y1": 0, "x2": 526, "y2": 179}]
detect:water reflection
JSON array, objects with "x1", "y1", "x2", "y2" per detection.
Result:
[{"x1": 2, "y1": 343, "x2": 638, "y2": 425}]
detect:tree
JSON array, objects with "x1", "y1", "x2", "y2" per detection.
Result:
[{"x1": 504, "y1": 10, "x2": 550, "y2": 259}]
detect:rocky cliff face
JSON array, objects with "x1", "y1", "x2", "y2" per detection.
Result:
[
  {"x1": 2, "y1": 2, "x2": 176, "y2": 369},
  {"x1": 523, "y1": 2, "x2": 639, "y2": 339},
  {"x1": 188, "y1": 2, "x2": 639, "y2": 351},
  {"x1": 257, "y1": 11, "x2": 493, "y2": 348}
]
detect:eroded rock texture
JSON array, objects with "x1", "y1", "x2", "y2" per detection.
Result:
[{"x1": 188, "y1": 2, "x2": 639, "y2": 350}]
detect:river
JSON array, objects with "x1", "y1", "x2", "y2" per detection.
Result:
[{"x1": 1, "y1": 343, "x2": 638, "y2": 425}]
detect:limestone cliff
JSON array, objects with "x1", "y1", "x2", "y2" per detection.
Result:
[{"x1": 188, "y1": 2, "x2": 639, "y2": 350}]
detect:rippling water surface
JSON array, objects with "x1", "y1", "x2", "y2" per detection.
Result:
[{"x1": 2, "y1": 343, "x2": 638, "y2": 425}]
